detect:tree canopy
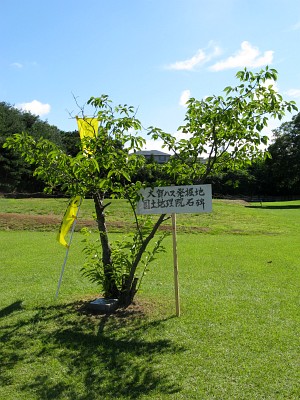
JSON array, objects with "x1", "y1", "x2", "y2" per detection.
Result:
[{"x1": 149, "y1": 67, "x2": 297, "y2": 185}]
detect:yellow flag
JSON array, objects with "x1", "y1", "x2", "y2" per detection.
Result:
[
  {"x1": 76, "y1": 117, "x2": 98, "y2": 152},
  {"x1": 57, "y1": 196, "x2": 82, "y2": 248}
]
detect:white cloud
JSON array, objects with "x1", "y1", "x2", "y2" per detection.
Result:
[
  {"x1": 11, "y1": 62, "x2": 23, "y2": 69},
  {"x1": 262, "y1": 78, "x2": 279, "y2": 92},
  {"x1": 210, "y1": 41, "x2": 274, "y2": 71},
  {"x1": 10, "y1": 61, "x2": 38, "y2": 69},
  {"x1": 289, "y1": 21, "x2": 300, "y2": 31},
  {"x1": 166, "y1": 42, "x2": 221, "y2": 71},
  {"x1": 17, "y1": 100, "x2": 51, "y2": 116},
  {"x1": 284, "y1": 88, "x2": 300, "y2": 98},
  {"x1": 175, "y1": 128, "x2": 191, "y2": 142},
  {"x1": 143, "y1": 139, "x2": 171, "y2": 153},
  {"x1": 143, "y1": 128, "x2": 192, "y2": 153},
  {"x1": 167, "y1": 49, "x2": 207, "y2": 71},
  {"x1": 179, "y1": 90, "x2": 191, "y2": 107}
]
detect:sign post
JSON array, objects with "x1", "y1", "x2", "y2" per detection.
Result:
[
  {"x1": 172, "y1": 213, "x2": 180, "y2": 316},
  {"x1": 137, "y1": 184, "x2": 212, "y2": 316}
]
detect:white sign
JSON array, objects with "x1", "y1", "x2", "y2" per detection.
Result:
[{"x1": 137, "y1": 184, "x2": 212, "y2": 215}]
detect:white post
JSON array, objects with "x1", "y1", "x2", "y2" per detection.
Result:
[
  {"x1": 55, "y1": 199, "x2": 82, "y2": 298},
  {"x1": 172, "y1": 213, "x2": 180, "y2": 317}
]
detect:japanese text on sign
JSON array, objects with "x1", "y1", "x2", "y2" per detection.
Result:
[{"x1": 136, "y1": 184, "x2": 212, "y2": 215}]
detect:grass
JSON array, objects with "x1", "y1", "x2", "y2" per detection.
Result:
[
  {"x1": 1, "y1": 196, "x2": 300, "y2": 234},
  {"x1": 0, "y1": 198, "x2": 299, "y2": 399}
]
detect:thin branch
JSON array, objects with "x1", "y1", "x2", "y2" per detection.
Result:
[
  {"x1": 124, "y1": 190, "x2": 143, "y2": 241},
  {"x1": 126, "y1": 213, "x2": 166, "y2": 292}
]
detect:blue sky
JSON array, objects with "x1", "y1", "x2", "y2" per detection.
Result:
[{"x1": 1, "y1": 0, "x2": 300, "y2": 149}]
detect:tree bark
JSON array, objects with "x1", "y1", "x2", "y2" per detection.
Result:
[
  {"x1": 93, "y1": 192, "x2": 119, "y2": 298},
  {"x1": 93, "y1": 192, "x2": 166, "y2": 306}
]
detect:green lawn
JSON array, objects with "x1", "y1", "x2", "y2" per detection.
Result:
[
  {"x1": 1, "y1": 196, "x2": 300, "y2": 234},
  {"x1": 0, "y1": 199, "x2": 299, "y2": 399}
]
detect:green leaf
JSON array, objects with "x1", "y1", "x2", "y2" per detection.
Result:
[{"x1": 121, "y1": 170, "x2": 131, "y2": 182}]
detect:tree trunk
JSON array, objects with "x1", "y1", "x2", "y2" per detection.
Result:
[
  {"x1": 93, "y1": 192, "x2": 119, "y2": 298},
  {"x1": 93, "y1": 192, "x2": 166, "y2": 307}
]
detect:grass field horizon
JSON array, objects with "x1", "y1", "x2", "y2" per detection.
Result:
[{"x1": 0, "y1": 198, "x2": 299, "y2": 399}]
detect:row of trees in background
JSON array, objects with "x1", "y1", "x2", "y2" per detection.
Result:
[
  {"x1": 1, "y1": 97, "x2": 300, "y2": 198},
  {"x1": 0, "y1": 101, "x2": 81, "y2": 193},
  {"x1": 129, "y1": 113, "x2": 300, "y2": 198},
  {"x1": 211, "y1": 112, "x2": 300, "y2": 197}
]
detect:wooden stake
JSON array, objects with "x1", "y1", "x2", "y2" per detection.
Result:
[{"x1": 172, "y1": 213, "x2": 180, "y2": 317}]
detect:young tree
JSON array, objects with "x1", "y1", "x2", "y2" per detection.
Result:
[
  {"x1": 4, "y1": 67, "x2": 297, "y2": 307},
  {"x1": 4, "y1": 95, "x2": 168, "y2": 306}
]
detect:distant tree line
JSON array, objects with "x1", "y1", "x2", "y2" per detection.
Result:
[
  {"x1": 0, "y1": 101, "x2": 80, "y2": 193},
  {"x1": 1, "y1": 101, "x2": 300, "y2": 197},
  {"x1": 210, "y1": 112, "x2": 300, "y2": 198},
  {"x1": 132, "y1": 112, "x2": 300, "y2": 198}
]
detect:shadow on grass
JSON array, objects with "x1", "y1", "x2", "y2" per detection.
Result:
[
  {"x1": 247, "y1": 204, "x2": 300, "y2": 210},
  {"x1": 245, "y1": 204, "x2": 300, "y2": 210},
  {"x1": 0, "y1": 300, "x2": 23, "y2": 318},
  {"x1": 0, "y1": 300, "x2": 183, "y2": 399}
]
